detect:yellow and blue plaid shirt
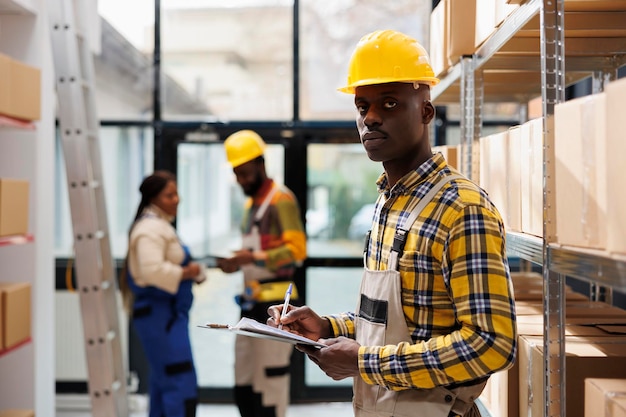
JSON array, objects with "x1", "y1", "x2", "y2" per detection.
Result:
[{"x1": 327, "y1": 153, "x2": 516, "y2": 390}]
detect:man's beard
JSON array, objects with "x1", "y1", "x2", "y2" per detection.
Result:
[{"x1": 242, "y1": 173, "x2": 264, "y2": 197}]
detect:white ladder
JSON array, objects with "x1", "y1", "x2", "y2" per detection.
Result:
[{"x1": 48, "y1": 0, "x2": 129, "y2": 416}]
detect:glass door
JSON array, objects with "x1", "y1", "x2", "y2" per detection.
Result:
[
  {"x1": 146, "y1": 124, "x2": 377, "y2": 403},
  {"x1": 175, "y1": 136, "x2": 286, "y2": 399}
]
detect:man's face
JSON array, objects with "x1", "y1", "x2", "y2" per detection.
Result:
[
  {"x1": 354, "y1": 82, "x2": 433, "y2": 164},
  {"x1": 233, "y1": 159, "x2": 264, "y2": 196}
]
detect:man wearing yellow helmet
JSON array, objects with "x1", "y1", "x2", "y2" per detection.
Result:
[
  {"x1": 269, "y1": 30, "x2": 516, "y2": 417},
  {"x1": 218, "y1": 130, "x2": 306, "y2": 417}
]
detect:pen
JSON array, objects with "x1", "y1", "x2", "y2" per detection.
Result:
[{"x1": 278, "y1": 283, "x2": 293, "y2": 330}]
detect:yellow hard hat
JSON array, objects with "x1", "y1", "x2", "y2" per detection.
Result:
[
  {"x1": 338, "y1": 29, "x2": 439, "y2": 94},
  {"x1": 224, "y1": 130, "x2": 266, "y2": 168}
]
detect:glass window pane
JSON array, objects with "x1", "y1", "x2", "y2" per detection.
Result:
[
  {"x1": 54, "y1": 127, "x2": 154, "y2": 258},
  {"x1": 307, "y1": 143, "x2": 381, "y2": 257},
  {"x1": 176, "y1": 142, "x2": 284, "y2": 257},
  {"x1": 305, "y1": 266, "x2": 362, "y2": 386},
  {"x1": 161, "y1": 1, "x2": 294, "y2": 121},
  {"x1": 299, "y1": 0, "x2": 432, "y2": 120},
  {"x1": 97, "y1": 0, "x2": 155, "y2": 120},
  {"x1": 177, "y1": 141, "x2": 285, "y2": 388}
]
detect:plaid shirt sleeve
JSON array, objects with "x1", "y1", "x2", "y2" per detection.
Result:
[
  {"x1": 325, "y1": 312, "x2": 357, "y2": 338},
  {"x1": 359, "y1": 203, "x2": 517, "y2": 390}
]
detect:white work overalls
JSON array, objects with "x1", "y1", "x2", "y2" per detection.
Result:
[
  {"x1": 353, "y1": 174, "x2": 486, "y2": 417},
  {"x1": 235, "y1": 184, "x2": 293, "y2": 417}
]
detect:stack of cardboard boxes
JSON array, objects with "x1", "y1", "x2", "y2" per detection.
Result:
[
  {"x1": 429, "y1": 0, "x2": 518, "y2": 79},
  {"x1": 477, "y1": 76, "x2": 626, "y2": 255},
  {"x1": 479, "y1": 272, "x2": 626, "y2": 417},
  {"x1": 585, "y1": 379, "x2": 626, "y2": 417},
  {"x1": 0, "y1": 51, "x2": 36, "y2": 415}
]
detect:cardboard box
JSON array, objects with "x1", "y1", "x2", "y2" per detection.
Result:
[
  {"x1": 0, "y1": 53, "x2": 41, "y2": 122},
  {"x1": 517, "y1": 317, "x2": 626, "y2": 338},
  {"x1": 10, "y1": 59, "x2": 41, "y2": 121},
  {"x1": 528, "y1": 96, "x2": 542, "y2": 119},
  {"x1": 510, "y1": 271, "x2": 585, "y2": 301},
  {"x1": 518, "y1": 314, "x2": 626, "y2": 327},
  {"x1": 607, "y1": 397, "x2": 626, "y2": 417},
  {"x1": 506, "y1": 126, "x2": 522, "y2": 232},
  {"x1": 519, "y1": 335, "x2": 626, "y2": 417},
  {"x1": 495, "y1": 0, "x2": 518, "y2": 27},
  {"x1": 0, "y1": 411, "x2": 35, "y2": 417},
  {"x1": 511, "y1": 271, "x2": 542, "y2": 283},
  {"x1": 475, "y1": 0, "x2": 497, "y2": 47},
  {"x1": 514, "y1": 300, "x2": 626, "y2": 318},
  {"x1": 481, "y1": 131, "x2": 509, "y2": 227},
  {"x1": 530, "y1": 118, "x2": 544, "y2": 237},
  {"x1": 520, "y1": 118, "x2": 543, "y2": 237},
  {"x1": 514, "y1": 289, "x2": 588, "y2": 302},
  {"x1": 430, "y1": 0, "x2": 448, "y2": 77},
  {"x1": 555, "y1": 93, "x2": 607, "y2": 250},
  {"x1": 0, "y1": 292, "x2": 3, "y2": 350},
  {"x1": 432, "y1": 145, "x2": 458, "y2": 170},
  {"x1": 479, "y1": 135, "x2": 490, "y2": 190},
  {"x1": 606, "y1": 78, "x2": 626, "y2": 254},
  {"x1": 564, "y1": 1, "x2": 626, "y2": 12},
  {"x1": 447, "y1": 0, "x2": 477, "y2": 66},
  {"x1": 480, "y1": 302, "x2": 626, "y2": 417},
  {"x1": 0, "y1": 179, "x2": 29, "y2": 237},
  {"x1": 0, "y1": 54, "x2": 12, "y2": 118},
  {"x1": 0, "y1": 282, "x2": 31, "y2": 350},
  {"x1": 585, "y1": 378, "x2": 626, "y2": 417},
  {"x1": 482, "y1": 322, "x2": 626, "y2": 417},
  {"x1": 480, "y1": 367, "x2": 517, "y2": 417}
]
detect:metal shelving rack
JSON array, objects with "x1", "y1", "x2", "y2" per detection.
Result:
[
  {"x1": 431, "y1": 1, "x2": 626, "y2": 416},
  {"x1": 0, "y1": 0, "x2": 56, "y2": 413}
]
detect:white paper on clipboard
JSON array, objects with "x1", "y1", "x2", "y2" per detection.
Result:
[{"x1": 198, "y1": 317, "x2": 326, "y2": 348}]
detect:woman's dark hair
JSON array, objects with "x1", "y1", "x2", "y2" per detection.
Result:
[
  {"x1": 132, "y1": 170, "x2": 177, "y2": 225},
  {"x1": 120, "y1": 170, "x2": 176, "y2": 313}
]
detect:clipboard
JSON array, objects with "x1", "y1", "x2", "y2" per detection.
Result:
[{"x1": 198, "y1": 317, "x2": 326, "y2": 348}]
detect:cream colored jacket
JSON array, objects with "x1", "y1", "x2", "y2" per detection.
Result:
[{"x1": 128, "y1": 205, "x2": 184, "y2": 294}]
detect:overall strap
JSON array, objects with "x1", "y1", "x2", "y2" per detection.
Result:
[
  {"x1": 253, "y1": 183, "x2": 279, "y2": 224},
  {"x1": 387, "y1": 174, "x2": 465, "y2": 270}
]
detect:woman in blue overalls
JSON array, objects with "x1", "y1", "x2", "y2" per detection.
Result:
[{"x1": 120, "y1": 171, "x2": 206, "y2": 417}]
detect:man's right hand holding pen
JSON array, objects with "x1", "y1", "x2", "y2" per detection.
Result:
[
  {"x1": 267, "y1": 303, "x2": 362, "y2": 381},
  {"x1": 267, "y1": 304, "x2": 332, "y2": 342}
]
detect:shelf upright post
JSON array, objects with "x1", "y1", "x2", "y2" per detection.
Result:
[
  {"x1": 540, "y1": 0, "x2": 565, "y2": 416},
  {"x1": 459, "y1": 55, "x2": 483, "y2": 180},
  {"x1": 49, "y1": 0, "x2": 129, "y2": 415}
]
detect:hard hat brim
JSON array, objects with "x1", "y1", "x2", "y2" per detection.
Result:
[{"x1": 337, "y1": 77, "x2": 440, "y2": 94}]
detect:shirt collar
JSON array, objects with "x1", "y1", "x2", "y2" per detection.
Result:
[
  {"x1": 144, "y1": 204, "x2": 175, "y2": 223},
  {"x1": 376, "y1": 152, "x2": 448, "y2": 197},
  {"x1": 252, "y1": 178, "x2": 275, "y2": 203}
]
